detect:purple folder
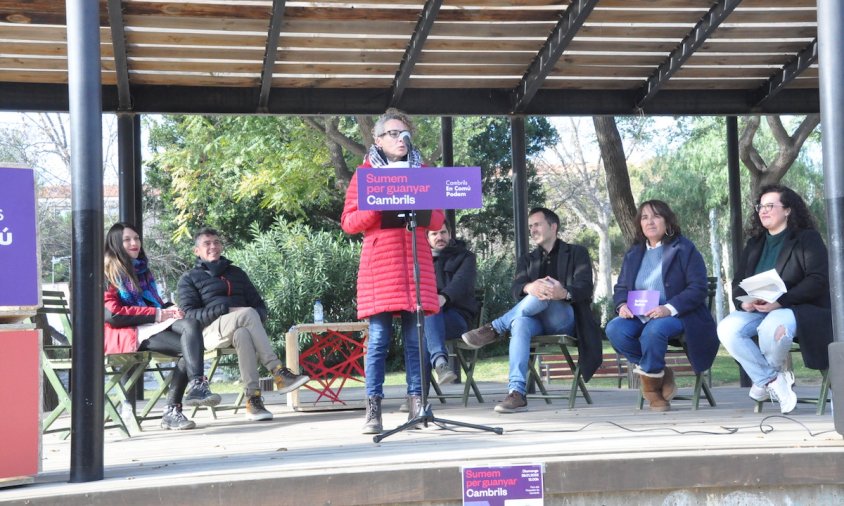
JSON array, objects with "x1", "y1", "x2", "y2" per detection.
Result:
[{"x1": 627, "y1": 290, "x2": 659, "y2": 316}]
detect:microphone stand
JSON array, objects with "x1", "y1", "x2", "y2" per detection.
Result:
[{"x1": 373, "y1": 207, "x2": 503, "y2": 443}]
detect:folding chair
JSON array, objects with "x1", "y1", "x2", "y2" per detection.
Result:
[{"x1": 754, "y1": 341, "x2": 831, "y2": 415}]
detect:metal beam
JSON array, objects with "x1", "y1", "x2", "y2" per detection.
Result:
[
  {"x1": 755, "y1": 38, "x2": 818, "y2": 108},
  {"x1": 0, "y1": 83, "x2": 821, "y2": 116},
  {"x1": 389, "y1": 0, "x2": 442, "y2": 108},
  {"x1": 511, "y1": 0, "x2": 598, "y2": 113},
  {"x1": 510, "y1": 117, "x2": 529, "y2": 260},
  {"x1": 106, "y1": 0, "x2": 131, "y2": 111},
  {"x1": 636, "y1": 0, "x2": 743, "y2": 110},
  {"x1": 257, "y1": 0, "x2": 286, "y2": 112}
]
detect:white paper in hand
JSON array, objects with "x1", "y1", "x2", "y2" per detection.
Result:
[{"x1": 736, "y1": 268, "x2": 787, "y2": 303}]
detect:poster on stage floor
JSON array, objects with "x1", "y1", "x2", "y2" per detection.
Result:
[
  {"x1": 462, "y1": 463, "x2": 544, "y2": 505},
  {"x1": 357, "y1": 166, "x2": 482, "y2": 211}
]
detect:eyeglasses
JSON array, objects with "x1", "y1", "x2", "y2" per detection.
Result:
[
  {"x1": 378, "y1": 129, "x2": 409, "y2": 139},
  {"x1": 754, "y1": 203, "x2": 786, "y2": 213}
]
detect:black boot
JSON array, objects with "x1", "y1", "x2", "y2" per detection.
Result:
[
  {"x1": 406, "y1": 395, "x2": 423, "y2": 429},
  {"x1": 362, "y1": 396, "x2": 382, "y2": 434}
]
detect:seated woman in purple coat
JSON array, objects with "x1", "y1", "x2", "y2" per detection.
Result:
[{"x1": 606, "y1": 200, "x2": 718, "y2": 411}]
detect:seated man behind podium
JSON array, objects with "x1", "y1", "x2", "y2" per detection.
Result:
[
  {"x1": 462, "y1": 207, "x2": 602, "y2": 413},
  {"x1": 425, "y1": 221, "x2": 479, "y2": 385},
  {"x1": 177, "y1": 227, "x2": 310, "y2": 422},
  {"x1": 341, "y1": 107, "x2": 445, "y2": 434}
]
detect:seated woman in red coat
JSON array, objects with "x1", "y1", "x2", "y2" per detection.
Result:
[
  {"x1": 103, "y1": 222, "x2": 220, "y2": 430},
  {"x1": 605, "y1": 200, "x2": 718, "y2": 411},
  {"x1": 341, "y1": 108, "x2": 444, "y2": 434}
]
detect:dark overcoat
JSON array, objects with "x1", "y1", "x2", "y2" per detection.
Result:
[
  {"x1": 733, "y1": 228, "x2": 832, "y2": 370},
  {"x1": 613, "y1": 235, "x2": 719, "y2": 374}
]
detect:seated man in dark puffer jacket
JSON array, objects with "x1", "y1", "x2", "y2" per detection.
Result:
[{"x1": 177, "y1": 227, "x2": 309, "y2": 422}]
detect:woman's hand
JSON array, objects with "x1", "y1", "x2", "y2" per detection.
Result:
[
  {"x1": 740, "y1": 301, "x2": 757, "y2": 312},
  {"x1": 618, "y1": 303, "x2": 634, "y2": 319},
  {"x1": 751, "y1": 300, "x2": 781, "y2": 313},
  {"x1": 645, "y1": 305, "x2": 670, "y2": 320},
  {"x1": 160, "y1": 307, "x2": 184, "y2": 320}
]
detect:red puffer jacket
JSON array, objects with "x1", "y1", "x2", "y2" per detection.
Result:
[
  {"x1": 341, "y1": 161, "x2": 445, "y2": 319},
  {"x1": 103, "y1": 284, "x2": 157, "y2": 354}
]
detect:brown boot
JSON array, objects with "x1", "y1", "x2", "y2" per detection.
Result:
[
  {"x1": 641, "y1": 375, "x2": 670, "y2": 412},
  {"x1": 662, "y1": 366, "x2": 677, "y2": 401}
]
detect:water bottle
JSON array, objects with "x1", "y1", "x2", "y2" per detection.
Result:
[{"x1": 313, "y1": 299, "x2": 324, "y2": 324}]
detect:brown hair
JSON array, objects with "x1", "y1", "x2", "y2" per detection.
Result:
[{"x1": 633, "y1": 200, "x2": 681, "y2": 245}]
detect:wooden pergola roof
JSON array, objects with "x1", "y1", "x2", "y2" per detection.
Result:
[{"x1": 0, "y1": 0, "x2": 820, "y2": 115}]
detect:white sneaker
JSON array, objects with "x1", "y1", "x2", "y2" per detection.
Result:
[
  {"x1": 766, "y1": 371, "x2": 797, "y2": 414},
  {"x1": 749, "y1": 384, "x2": 770, "y2": 402}
]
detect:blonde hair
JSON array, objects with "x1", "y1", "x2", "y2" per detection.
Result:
[{"x1": 372, "y1": 107, "x2": 415, "y2": 137}]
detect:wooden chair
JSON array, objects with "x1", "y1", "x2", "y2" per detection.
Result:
[
  {"x1": 635, "y1": 277, "x2": 718, "y2": 410},
  {"x1": 754, "y1": 341, "x2": 831, "y2": 415},
  {"x1": 526, "y1": 333, "x2": 592, "y2": 409},
  {"x1": 428, "y1": 290, "x2": 488, "y2": 406}
]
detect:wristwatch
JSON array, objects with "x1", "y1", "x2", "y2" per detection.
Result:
[{"x1": 564, "y1": 289, "x2": 572, "y2": 301}]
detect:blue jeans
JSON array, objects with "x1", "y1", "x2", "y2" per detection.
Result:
[
  {"x1": 605, "y1": 316, "x2": 684, "y2": 373},
  {"x1": 365, "y1": 311, "x2": 423, "y2": 398},
  {"x1": 424, "y1": 307, "x2": 468, "y2": 367},
  {"x1": 491, "y1": 295, "x2": 575, "y2": 395},
  {"x1": 717, "y1": 309, "x2": 796, "y2": 387}
]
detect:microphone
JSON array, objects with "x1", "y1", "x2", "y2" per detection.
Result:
[{"x1": 399, "y1": 130, "x2": 413, "y2": 156}]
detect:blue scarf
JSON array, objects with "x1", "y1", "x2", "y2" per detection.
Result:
[{"x1": 116, "y1": 258, "x2": 164, "y2": 308}]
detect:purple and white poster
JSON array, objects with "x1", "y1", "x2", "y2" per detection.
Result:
[
  {"x1": 357, "y1": 166, "x2": 482, "y2": 211},
  {"x1": 0, "y1": 167, "x2": 39, "y2": 307},
  {"x1": 627, "y1": 290, "x2": 659, "y2": 316},
  {"x1": 462, "y1": 464, "x2": 544, "y2": 505}
]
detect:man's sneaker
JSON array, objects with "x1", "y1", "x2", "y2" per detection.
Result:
[
  {"x1": 766, "y1": 371, "x2": 797, "y2": 414},
  {"x1": 435, "y1": 361, "x2": 458, "y2": 385},
  {"x1": 749, "y1": 384, "x2": 770, "y2": 402},
  {"x1": 362, "y1": 396, "x2": 383, "y2": 434},
  {"x1": 161, "y1": 404, "x2": 196, "y2": 431},
  {"x1": 494, "y1": 391, "x2": 527, "y2": 413},
  {"x1": 183, "y1": 378, "x2": 222, "y2": 407},
  {"x1": 245, "y1": 391, "x2": 273, "y2": 421},
  {"x1": 272, "y1": 366, "x2": 310, "y2": 394},
  {"x1": 461, "y1": 324, "x2": 499, "y2": 349}
]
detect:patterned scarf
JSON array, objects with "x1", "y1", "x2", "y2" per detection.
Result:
[
  {"x1": 366, "y1": 144, "x2": 423, "y2": 168},
  {"x1": 116, "y1": 258, "x2": 165, "y2": 308}
]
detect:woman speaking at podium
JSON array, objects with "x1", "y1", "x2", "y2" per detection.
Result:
[{"x1": 341, "y1": 108, "x2": 444, "y2": 435}]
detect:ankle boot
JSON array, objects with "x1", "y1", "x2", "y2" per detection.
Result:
[
  {"x1": 662, "y1": 366, "x2": 677, "y2": 401},
  {"x1": 641, "y1": 375, "x2": 670, "y2": 412},
  {"x1": 406, "y1": 395, "x2": 423, "y2": 429},
  {"x1": 362, "y1": 396, "x2": 382, "y2": 434}
]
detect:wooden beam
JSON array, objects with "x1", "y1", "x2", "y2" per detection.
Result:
[
  {"x1": 511, "y1": 0, "x2": 598, "y2": 113},
  {"x1": 258, "y1": 0, "x2": 286, "y2": 112},
  {"x1": 389, "y1": 0, "x2": 442, "y2": 107},
  {"x1": 106, "y1": 0, "x2": 131, "y2": 111},
  {"x1": 755, "y1": 38, "x2": 818, "y2": 108},
  {"x1": 636, "y1": 0, "x2": 744, "y2": 110}
]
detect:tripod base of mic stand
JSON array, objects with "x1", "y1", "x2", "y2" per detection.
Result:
[{"x1": 373, "y1": 403, "x2": 504, "y2": 443}]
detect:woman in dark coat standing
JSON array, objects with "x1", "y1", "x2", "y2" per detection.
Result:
[
  {"x1": 718, "y1": 184, "x2": 830, "y2": 415},
  {"x1": 606, "y1": 200, "x2": 718, "y2": 411}
]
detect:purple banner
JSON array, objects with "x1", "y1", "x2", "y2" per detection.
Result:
[
  {"x1": 0, "y1": 167, "x2": 39, "y2": 307},
  {"x1": 627, "y1": 290, "x2": 660, "y2": 315},
  {"x1": 462, "y1": 464, "x2": 544, "y2": 506},
  {"x1": 357, "y1": 166, "x2": 482, "y2": 210}
]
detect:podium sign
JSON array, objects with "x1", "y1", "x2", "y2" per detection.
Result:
[
  {"x1": 357, "y1": 166, "x2": 482, "y2": 210},
  {"x1": 0, "y1": 167, "x2": 39, "y2": 308}
]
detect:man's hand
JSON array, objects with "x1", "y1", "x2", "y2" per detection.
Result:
[{"x1": 526, "y1": 277, "x2": 565, "y2": 301}]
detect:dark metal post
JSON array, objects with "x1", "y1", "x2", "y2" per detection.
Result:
[
  {"x1": 117, "y1": 113, "x2": 136, "y2": 226},
  {"x1": 510, "y1": 116, "x2": 529, "y2": 259},
  {"x1": 66, "y1": 0, "x2": 104, "y2": 482},
  {"x1": 818, "y1": 0, "x2": 844, "y2": 435},
  {"x1": 726, "y1": 116, "x2": 751, "y2": 387},
  {"x1": 133, "y1": 114, "x2": 143, "y2": 236},
  {"x1": 441, "y1": 116, "x2": 456, "y2": 233}
]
